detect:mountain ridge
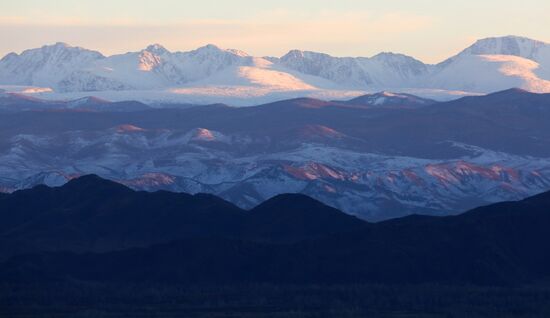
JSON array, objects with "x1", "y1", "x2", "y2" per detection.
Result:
[
  {"x1": 1, "y1": 35, "x2": 549, "y2": 105},
  {"x1": 1, "y1": 88, "x2": 550, "y2": 220},
  {"x1": 0, "y1": 175, "x2": 367, "y2": 259},
  {"x1": 1, "y1": 174, "x2": 550, "y2": 286}
]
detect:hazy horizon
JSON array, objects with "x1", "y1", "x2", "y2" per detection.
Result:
[
  {"x1": 3, "y1": 35, "x2": 546, "y2": 64},
  {"x1": 1, "y1": 0, "x2": 549, "y2": 63}
]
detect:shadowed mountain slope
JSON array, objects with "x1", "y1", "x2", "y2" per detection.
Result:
[
  {"x1": 0, "y1": 175, "x2": 549, "y2": 286},
  {"x1": 0, "y1": 175, "x2": 366, "y2": 259}
]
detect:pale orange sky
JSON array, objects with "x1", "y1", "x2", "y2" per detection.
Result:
[{"x1": 0, "y1": 0, "x2": 549, "y2": 63}]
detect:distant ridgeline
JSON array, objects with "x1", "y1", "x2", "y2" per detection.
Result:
[
  {"x1": 0, "y1": 36, "x2": 549, "y2": 104},
  {"x1": 1, "y1": 88, "x2": 550, "y2": 222}
]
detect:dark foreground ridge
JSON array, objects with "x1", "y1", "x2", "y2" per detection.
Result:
[
  {"x1": 2, "y1": 174, "x2": 550, "y2": 317},
  {"x1": 0, "y1": 174, "x2": 549, "y2": 286},
  {"x1": 0, "y1": 175, "x2": 366, "y2": 259}
]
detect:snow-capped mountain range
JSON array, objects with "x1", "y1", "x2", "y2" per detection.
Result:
[{"x1": 0, "y1": 36, "x2": 549, "y2": 105}]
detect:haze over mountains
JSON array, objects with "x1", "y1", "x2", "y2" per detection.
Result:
[
  {"x1": 1, "y1": 88, "x2": 549, "y2": 220},
  {"x1": 1, "y1": 36, "x2": 549, "y2": 105},
  {"x1": 0, "y1": 35, "x2": 549, "y2": 220}
]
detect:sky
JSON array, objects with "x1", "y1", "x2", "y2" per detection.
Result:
[{"x1": 0, "y1": 0, "x2": 549, "y2": 63}]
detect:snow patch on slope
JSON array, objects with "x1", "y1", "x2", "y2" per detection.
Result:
[{"x1": 431, "y1": 54, "x2": 550, "y2": 93}]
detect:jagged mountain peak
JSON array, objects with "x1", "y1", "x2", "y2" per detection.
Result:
[
  {"x1": 281, "y1": 49, "x2": 335, "y2": 61},
  {"x1": 48, "y1": 42, "x2": 71, "y2": 49},
  {"x1": 0, "y1": 42, "x2": 104, "y2": 63},
  {"x1": 191, "y1": 44, "x2": 249, "y2": 57},
  {"x1": 0, "y1": 42, "x2": 106, "y2": 87},
  {"x1": 144, "y1": 43, "x2": 170, "y2": 55},
  {"x1": 282, "y1": 49, "x2": 306, "y2": 59},
  {"x1": 28, "y1": 42, "x2": 104, "y2": 57},
  {"x1": 0, "y1": 52, "x2": 18, "y2": 63},
  {"x1": 199, "y1": 43, "x2": 224, "y2": 51},
  {"x1": 1, "y1": 36, "x2": 550, "y2": 99},
  {"x1": 370, "y1": 52, "x2": 427, "y2": 67}
]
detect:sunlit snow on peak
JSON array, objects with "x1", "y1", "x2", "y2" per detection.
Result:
[
  {"x1": 138, "y1": 51, "x2": 163, "y2": 71},
  {"x1": 1, "y1": 36, "x2": 549, "y2": 106}
]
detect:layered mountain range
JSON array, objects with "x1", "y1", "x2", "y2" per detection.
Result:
[
  {"x1": 1, "y1": 36, "x2": 549, "y2": 105},
  {"x1": 0, "y1": 88, "x2": 549, "y2": 220}
]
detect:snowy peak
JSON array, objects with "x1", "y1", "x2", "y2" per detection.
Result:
[
  {"x1": 44, "y1": 42, "x2": 72, "y2": 50},
  {"x1": 370, "y1": 52, "x2": 430, "y2": 77},
  {"x1": 185, "y1": 128, "x2": 229, "y2": 143},
  {"x1": 144, "y1": 44, "x2": 170, "y2": 55},
  {"x1": 193, "y1": 128, "x2": 217, "y2": 141},
  {"x1": 281, "y1": 49, "x2": 331, "y2": 61},
  {"x1": 66, "y1": 96, "x2": 110, "y2": 108},
  {"x1": 429, "y1": 36, "x2": 550, "y2": 94},
  {"x1": 450, "y1": 36, "x2": 549, "y2": 61},
  {"x1": 345, "y1": 91, "x2": 436, "y2": 108},
  {"x1": 278, "y1": 49, "x2": 432, "y2": 88},
  {"x1": 13, "y1": 42, "x2": 104, "y2": 61},
  {"x1": 190, "y1": 44, "x2": 249, "y2": 58},
  {"x1": 281, "y1": 49, "x2": 306, "y2": 59},
  {"x1": 2, "y1": 36, "x2": 550, "y2": 102},
  {"x1": 371, "y1": 51, "x2": 423, "y2": 63},
  {"x1": 137, "y1": 50, "x2": 163, "y2": 71},
  {"x1": 0, "y1": 42, "x2": 105, "y2": 87},
  {"x1": 279, "y1": 50, "x2": 372, "y2": 87}
]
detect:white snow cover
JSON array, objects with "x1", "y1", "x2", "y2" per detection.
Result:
[
  {"x1": 2, "y1": 130, "x2": 550, "y2": 221},
  {"x1": 0, "y1": 36, "x2": 549, "y2": 105}
]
